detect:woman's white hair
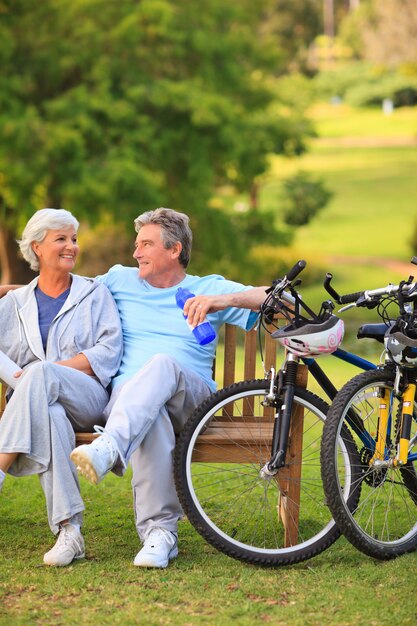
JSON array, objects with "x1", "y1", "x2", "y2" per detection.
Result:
[{"x1": 18, "y1": 208, "x2": 79, "y2": 271}]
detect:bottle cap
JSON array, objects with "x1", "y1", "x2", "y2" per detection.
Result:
[
  {"x1": 192, "y1": 321, "x2": 216, "y2": 345},
  {"x1": 175, "y1": 287, "x2": 194, "y2": 309}
]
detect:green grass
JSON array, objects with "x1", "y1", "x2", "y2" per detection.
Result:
[
  {"x1": 291, "y1": 146, "x2": 417, "y2": 260},
  {"x1": 2, "y1": 473, "x2": 417, "y2": 626},
  {"x1": 309, "y1": 102, "x2": 417, "y2": 139},
  {"x1": 265, "y1": 145, "x2": 417, "y2": 261}
]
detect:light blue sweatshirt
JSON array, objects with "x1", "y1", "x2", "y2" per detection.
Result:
[{"x1": 0, "y1": 274, "x2": 122, "y2": 389}]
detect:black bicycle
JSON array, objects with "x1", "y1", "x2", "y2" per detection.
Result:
[{"x1": 174, "y1": 261, "x2": 379, "y2": 566}]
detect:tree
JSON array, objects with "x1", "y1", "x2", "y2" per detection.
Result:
[
  {"x1": 263, "y1": 0, "x2": 322, "y2": 73},
  {"x1": 340, "y1": 0, "x2": 417, "y2": 66},
  {"x1": 0, "y1": 0, "x2": 313, "y2": 282}
]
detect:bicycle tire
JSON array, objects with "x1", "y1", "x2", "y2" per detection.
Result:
[
  {"x1": 174, "y1": 379, "x2": 357, "y2": 566},
  {"x1": 321, "y1": 368, "x2": 417, "y2": 560}
]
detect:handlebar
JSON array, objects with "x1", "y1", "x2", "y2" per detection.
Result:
[
  {"x1": 265, "y1": 259, "x2": 417, "y2": 335},
  {"x1": 286, "y1": 259, "x2": 306, "y2": 282},
  {"x1": 261, "y1": 260, "x2": 306, "y2": 323},
  {"x1": 271, "y1": 259, "x2": 306, "y2": 297},
  {"x1": 324, "y1": 270, "x2": 417, "y2": 311},
  {"x1": 324, "y1": 273, "x2": 365, "y2": 305}
]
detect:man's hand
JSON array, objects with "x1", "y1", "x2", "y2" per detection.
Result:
[
  {"x1": 183, "y1": 287, "x2": 267, "y2": 328},
  {"x1": 55, "y1": 353, "x2": 94, "y2": 376},
  {"x1": 0, "y1": 285, "x2": 21, "y2": 298}
]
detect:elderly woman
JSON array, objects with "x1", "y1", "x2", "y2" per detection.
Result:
[{"x1": 0, "y1": 209, "x2": 122, "y2": 566}]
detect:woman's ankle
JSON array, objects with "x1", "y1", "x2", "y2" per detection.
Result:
[{"x1": 0, "y1": 469, "x2": 6, "y2": 492}]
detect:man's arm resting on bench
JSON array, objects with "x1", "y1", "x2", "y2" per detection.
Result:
[{"x1": 0, "y1": 285, "x2": 21, "y2": 298}]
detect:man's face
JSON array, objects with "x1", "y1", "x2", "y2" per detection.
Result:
[{"x1": 133, "y1": 224, "x2": 182, "y2": 286}]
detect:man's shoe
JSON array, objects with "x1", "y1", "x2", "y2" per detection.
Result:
[
  {"x1": 70, "y1": 429, "x2": 118, "y2": 485},
  {"x1": 134, "y1": 528, "x2": 178, "y2": 568},
  {"x1": 43, "y1": 523, "x2": 85, "y2": 567}
]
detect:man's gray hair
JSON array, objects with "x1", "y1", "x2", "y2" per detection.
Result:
[
  {"x1": 134, "y1": 207, "x2": 192, "y2": 268},
  {"x1": 19, "y1": 208, "x2": 79, "y2": 271}
]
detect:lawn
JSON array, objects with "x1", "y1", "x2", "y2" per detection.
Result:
[
  {"x1": 309, "y1": 101, "x2": 417, "y2": 139},
  {"x1": 283, "y1": 144, "x2": 417, "y2": 260},
  {"x1": 1, "y1": 473, "x2": 417, "y2": 626}
]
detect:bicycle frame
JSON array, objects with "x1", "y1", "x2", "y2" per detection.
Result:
[
  {"x1": 304, "y1": 348, "x2": 377, "y2": 402},
  {"x1": 265, "y1": 345, "x2": 377, "y2": 472}
]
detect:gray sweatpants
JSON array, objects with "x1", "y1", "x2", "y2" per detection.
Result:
[
  {"x1": 104, "y1": 354, "x2": 211, "y2": 540},
  {"x1": 0, "y1": 361, "x2": 108, "y2": 534}
]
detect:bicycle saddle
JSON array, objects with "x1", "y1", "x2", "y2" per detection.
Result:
[{"x1": 357, "y1": 323, "x2": 392, "y2": 344}]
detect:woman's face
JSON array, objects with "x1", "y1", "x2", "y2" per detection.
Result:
[{"x1": 32, "y1": 226, "x2": 79, "y2": 274}]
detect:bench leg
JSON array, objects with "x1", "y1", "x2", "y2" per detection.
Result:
[{"x1": 277, "y1": 401, "x2": 304, "y2": 547}]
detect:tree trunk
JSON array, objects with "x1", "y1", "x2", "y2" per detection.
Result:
[
  {"x1": 323, "y1": 0, "x2": 335, "y2": 38},
  {"x1": 0, "y1": 225, "x2": 37, "y2": 284},
  {"x1": 249, "y1": 181, "x2": 259, "y2": 211}
]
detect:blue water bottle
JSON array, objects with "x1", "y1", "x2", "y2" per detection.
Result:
[{"x1": 175, "y1": 287, "x2": 216, "y2": 345}]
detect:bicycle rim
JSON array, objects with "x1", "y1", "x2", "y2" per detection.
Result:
[
  {"x1": 323, "y1": 369, "x2": 417, "y2": 559},
  {"x1": 175, "y1": 379, "x2": 349, "y2": 566}
]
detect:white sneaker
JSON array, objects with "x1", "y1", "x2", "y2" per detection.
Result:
[
  {"x1": 43, "y1": 523, "x2": 85, "y2": 567},
  {"x1": 70, "y1": 428, "x2": 118, "y2": 485},
  {"x1": 134, "y1": 528, "x2": 178, "y2": 568}
]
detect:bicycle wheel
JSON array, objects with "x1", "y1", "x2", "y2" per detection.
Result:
[
  {"x1": 174, "y1": 379, "x2": 357, "y2": 566},
  {"x1": 321, "y1": 368, "x2": 417, "y2": 560}
]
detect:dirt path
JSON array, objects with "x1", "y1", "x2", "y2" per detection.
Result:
[
  {"x1": 329, "y1": 255, "x2": 416, "y2": 276},
  {"x1": 315, "y1": 136, "x2": 417, "y2": 148}
]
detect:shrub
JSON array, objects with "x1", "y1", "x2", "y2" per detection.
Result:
[
  {"x1": 281, "y1": 171, "x2": 333, "y2": 227},
  {"x1": 314, "y1": 63, "x2": 417, "y2": 108},
  {"x1": 246, "y1": 244, "x2": 327, "y2": 287},
  {"x1": 346, "y1": 73, "x2": 417, "y2": 107}
]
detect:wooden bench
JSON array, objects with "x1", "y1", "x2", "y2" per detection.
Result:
[{"x1": 0, "y1": 324, "x2": 308, "y2": 546}]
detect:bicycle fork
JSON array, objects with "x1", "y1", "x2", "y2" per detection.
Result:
[
  {"x1": 397, "y1": 382, "x2": 416, "y2": 466},
  {"x1": 372, "y1": 381, "x2": 416, "y2": 468},
  {"x1": 260, "y1": 354, "x2": 299, "y2": 478}
]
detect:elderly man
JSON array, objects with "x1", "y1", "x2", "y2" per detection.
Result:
[{"x1": 71, "y1": 207, "x2": 266, "y2": 568}]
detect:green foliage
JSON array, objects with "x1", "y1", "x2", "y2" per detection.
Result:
[
  {"x1": 347, "y1": 74, "x2": 417, "y2": 108},
  {"x1": 313, "y1": 63, "x2": 417, "y2": 108},
  {"x1": 76, "y1": 215, "x2": 136, "y2": 277},
  {"x1": 281, "y1": 171, "x2": 333, "y2": 227},
  {"x1": 0, "y1": 0, "x2": 314, "y2": 280},
  {"x1": 313, "y1": 63, "x2": 375, "y2": 100},
  {"x1": 246, "y1": 244, "x2": 327, "y2": 286},
  {"x1": 260, "y1": 0, "x2": 322, "y2": 74}
]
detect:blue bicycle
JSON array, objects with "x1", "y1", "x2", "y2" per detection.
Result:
[{"x1": 174, "y1": 261, "x2": 379, "y2": 566}]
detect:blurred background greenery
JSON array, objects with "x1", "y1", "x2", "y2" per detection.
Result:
[{"x1": 1, "y1": 0, "x2": 416, "y2": 348}]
